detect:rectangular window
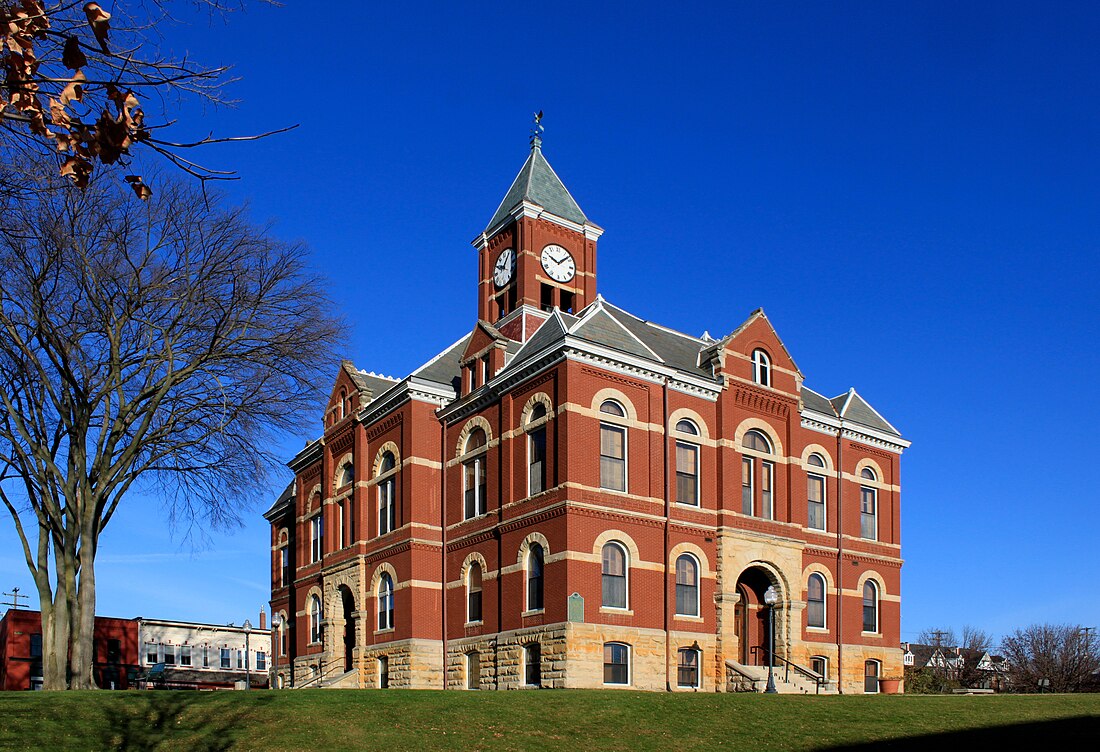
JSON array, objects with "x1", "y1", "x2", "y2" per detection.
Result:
[
  {"x1": 540, "y1": 283, "x2": 554, "y2": 312},
  {"x1": 310, "y1": 515, "x2": 323, "y2": 563},
  {"x1": 379, "y1": 479, "x2": 395, "y2": 535},
  {"x1": 600, "y1": 424, "x2": 626, "y2": 492},
  {"x1": 676, "y1": 442, "x2": 698, "y2": 505},
  {"x1": 107, "y1": 639, "x2": 121, "y2": 663},
  {"x1": 463, "y1": 459, "x2": 486, "y2": 518},
  {"x1": 256, "y1": 652, "x2": 266, "y2": 671},
  {"x1": 864, "y1": 661, "x2": 880, "y2": 693},
  {"x1": 675, "y1": 558, "x2": 699, "y2": 617},
  {"x1": 761, "y1": 461, "x2": 773, "y2": 520},
  {"x1": 677, "y1": 648, "x2": 700, "y2": 688},
  {"x1": 528, "y1": 427, "x2": 546, "y2": 495},
  {"x1": 811, "y1": 656, "x2": 828, "y2": 679},
  {"x1": 220, "y1": 648, "x2": 231, "y2": 669},
  {"x1": 603, "y1": 643, "x2": 630, "y2": 685},
  {"x1": 280, "y1": 547, "x2": 289, "y2": 587},
  {"x1": 180, "y1": 645, "x2": 192, "y2": 667},
  {"x1": 30, "y1": 634, "x2": 43, "y2": 659},
  {"x1": 807, "y1": 474, "x2": 825, "y2": 530},
  {"x1": 741, "y1": 457, "x2": 753, "y2": 514},
  {"x1": 860, "y1": 487, "x2": 877, "y2": 540},
  {"x1": 525, "y1": 643, "x2": 542, "y2": 687},
  {"x1": 145, "y1": 642, "x2": 159, "y2": 665},
  {"x1": 468, "y1": 587, "x2": 482, "y2": 623},
  {"x1": 337, "y1": 501, "x2": 346, "y2": 549},
  {"x1": 161, "y1": 644, "x2": 176, "y2": 666},
  {"x1": 203, "y1": 645, "x2": 210, "y2": 668},
  {"x1": 481, "y1": 355, "x2": 489, "y2": 385},
  {"x1": 237, "y1": 650, "x2": 244, "y2": 669}
]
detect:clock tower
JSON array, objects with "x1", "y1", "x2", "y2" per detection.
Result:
[{"x1": 472, "y1": 124, "x2": 603, "y2": 335}]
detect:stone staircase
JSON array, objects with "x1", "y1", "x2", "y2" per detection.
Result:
[
  {"x1": 320, "y1": 668, "x2": 358, "y2": 689},
  {"x1": 726, "y1": 660, "x2": 836, "y2": 694}
]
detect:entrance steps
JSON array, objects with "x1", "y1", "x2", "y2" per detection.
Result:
[
  {"x1": 725, "y1": 660, "x2": 836, "y2": 694},
  {"x1": 320, "y1": 668, "x2": 359, "y2": 689}
]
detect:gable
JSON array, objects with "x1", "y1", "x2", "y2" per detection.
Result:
[
  {"x1": 722, "y1": 311, "x2": 801, "y2": 376},
  {"x1": 461, "y1": 320, "x2": 508, "y2": 362}
]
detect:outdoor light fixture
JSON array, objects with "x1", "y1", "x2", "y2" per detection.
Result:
[
  {"x1": 243, "y1": 618, "x2": 253, "y2": 691},
  {"x1": 271, "y1": 613, "x2": 281, "y2": 689},
  {"x1": 763, "y1": 585, "x2": 779, "y2": 694}
]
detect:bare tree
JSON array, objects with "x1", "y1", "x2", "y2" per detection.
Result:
[
  {"x1": 1001, "y1": 624, "x2": 1100, "y2": 693},
  {"x1": 1, "y1": 1, "x2": 287, "y2": 198},
  {"x1": 0, "y1": 174, "x2": 343, "y2": 689}
]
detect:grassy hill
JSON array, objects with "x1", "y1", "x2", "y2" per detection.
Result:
[{"x1": 0, "y1": 690, "x2": 1097, "y2": 751}]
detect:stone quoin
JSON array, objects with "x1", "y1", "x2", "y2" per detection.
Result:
[{"x1": 265, "y1": 131, "x2": 909, "y2": 693}]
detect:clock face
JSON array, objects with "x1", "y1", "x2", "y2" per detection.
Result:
[
  {"x1": 540, "y1": 244, "x2": 575, "y2": 283},
  {"x1": 493, "y1": 248, "x2": 515, "y2": 287}
]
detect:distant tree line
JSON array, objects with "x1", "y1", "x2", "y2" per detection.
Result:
[{"x1": 904, "y1": 623, "x2": 1099, "y2": 694}]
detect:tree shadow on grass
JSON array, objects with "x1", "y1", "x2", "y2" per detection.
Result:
[
  {"x1": 815, "y1": 716, "x2": 1099, "y2": 751},
  {"x1": 97, "y1": 691, "x2": 274, "y2": 752}
]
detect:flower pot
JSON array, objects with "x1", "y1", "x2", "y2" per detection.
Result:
[{"x1": 879, "y1": 678, "x2": 902, "y2": 694}]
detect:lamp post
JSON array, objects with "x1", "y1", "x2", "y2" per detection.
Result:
[
  {"x1": 243, "y1": 619, "x2": 252, "y2": 691},
  {"x1": 271, "y1": 613, "x2": 280, "y2": 690},
  {"x1": 764, "y1": 585, "x2": 779, "y2": 694}
]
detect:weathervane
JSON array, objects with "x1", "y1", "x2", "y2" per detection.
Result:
[{"x1": 530, "y1": 110, "x2": 544, "y2": 149}]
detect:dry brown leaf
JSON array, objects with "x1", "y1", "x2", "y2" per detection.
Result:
[
  {"x1": 83, "y1": 2, "x2": 110, "y2": 53},
  {"x1": 125, "y1": 175, "x2": 152, "y2": 200},
  {"x1": 48, "y1": 97, "x2": 70, "y2": 129},
  {"x1": 60, "y1": 155, "x2": 92, "y2": 188},
  {"x1": 60, "y1": 71, "x2": 86, "y2": 106},
  {"x1": 62, "y1": 35, "x2": 87, "y2": 70}
]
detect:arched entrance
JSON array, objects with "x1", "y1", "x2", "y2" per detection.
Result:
[
  {"x1": 733, "y1": 566, "x2": 781, "y2": 666},
  {"x1": 339, "y1": 586, "x2": 356, "y2": 673}
]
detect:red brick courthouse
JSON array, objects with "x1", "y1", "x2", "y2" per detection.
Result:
[{"x1": 265, "y1": 135, "x2": 909, "y2": 693}]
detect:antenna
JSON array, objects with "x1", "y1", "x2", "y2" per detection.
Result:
[{"x1": 2, "y1": 586, "x2": 29, "y2": 610}]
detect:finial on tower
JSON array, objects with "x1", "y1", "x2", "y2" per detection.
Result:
[{"x1": 530, "y1": 110, "x2": 544, "y2": 150}]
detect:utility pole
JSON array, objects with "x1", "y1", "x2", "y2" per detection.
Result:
[{"x1": 2, "y1": 587, "x2": 29, "y2": 610}]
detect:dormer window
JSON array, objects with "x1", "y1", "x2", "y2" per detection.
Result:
[{"x1": 752, "y1": 349, "x2": 771, "y2": 387}]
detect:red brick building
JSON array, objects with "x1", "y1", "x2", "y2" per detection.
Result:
[
  {"x1": 0, "y1": 609, "x2": 138, "y2": 690},
  {"x1": 265, "y1": 135, "x2": 909, "y2": 693}
]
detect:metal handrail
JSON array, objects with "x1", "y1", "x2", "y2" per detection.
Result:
[
  {"x1": 293, "y1": 657, "x2": 348, "y2": 689},
  {"x1": 750, "y1": 646, "x2": 827, "y2": 694}
]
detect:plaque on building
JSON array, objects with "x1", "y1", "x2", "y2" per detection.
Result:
[{"x1": 567, "y1": 592, "x2": 584, "y2": 623}]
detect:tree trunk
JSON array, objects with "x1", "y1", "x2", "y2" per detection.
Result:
[
  {"x1": 40, "y1": 572, "x2": 71, "y2": 690},
  {"x1": 70, "y1": 525, "x2": 99, "y2": 690}
]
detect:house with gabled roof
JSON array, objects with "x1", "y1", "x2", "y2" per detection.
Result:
[{"x1": 265, "y1": 130, "x2": 910, "y2": 693}]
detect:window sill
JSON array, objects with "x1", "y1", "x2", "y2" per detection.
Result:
[
  {"x1": 464, "y1": 620, "x2": 484, "y2": 628},
  {"x1": 807, "y1": 626, "x2": 829, "y2": 633},
  {"x1": 861, "y1": 631, "x2": 882, "y2": 638},
  {"x1": 598, "y1": 486, "x2": 629, "y2": 495},
  {"x1": 375, "y1": 627, "x2": 395, "y2": 636},
  {"x1": 675, "y1": 501, "x2": 702, "y2": 509},
  {"x1": 603, "y1": 682, "x2": 631, "y2": 688},
  {"x1": 673, "y1": 614, "x2": 704, "y2": 622},
  {"x1": 521, "y1": 609, "x2": 545, "y2": 618},
  {"x1": 599, "y1": 607, "x2": 634, "y2": 616}
]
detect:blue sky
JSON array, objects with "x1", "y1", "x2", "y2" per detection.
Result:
[{"x1": 3, "y1": 1, "x2": 1099, "y2": 642}]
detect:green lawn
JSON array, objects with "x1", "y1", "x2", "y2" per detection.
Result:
[{"x1": 0, "y1": 690, "x2": 1097, "y2": 751}]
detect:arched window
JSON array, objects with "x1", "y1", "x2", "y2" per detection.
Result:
[
  {"x1": 309, "y1": 595, "x2": 322, "y2": 644},
  {"x1": 377, "y1": 451, "x2": 397, "y2": 536},
  {"x1": 310, "y1": 512, "x2": 323, "y2": 563},
  {"x1": 675, "y1": 554, "x2": 699, "y2": 617},
  {"x1": 378, "y1": 655, "x2": 389, "y2": 688},
  {"x1": 675, "y1": 420, "x2": 700, "y2": 506},
  {"x1": 527, "y1": 403, "x2": 548, "y2": 495},
  {"x1": 599, "y1": 400, "x2": 628, "y2": 492},
  {"x1": 741, "y1": 430, "x2": 774, "y2": 519},
  {"x1": 603, "y1": 642, "x2": 630, "y2": 685},
  {"x1": 677, "y1": 647, "x2": 700, "y2": 689},
  {"x1": 752, "y1": 348, "x2": 771, "y2": 387},
  {"x1": 467, "y1": 562, "x2": 483, "y2": 623},
  {"x1": 864, "y1": 659, "x2": 880, "y2": 693},
  {"x1": 673, "y1": 551, "x2": 699, "y2": 615},
  {"x1": 807, "y1": 573, "x2": 826, "y2": 629},
  {"x1": 338, "y1": 390, "x2": 346, "y2": 419},
  {"x1": 807, "y1": 453, "x2": 826, "y2": 531},
  {"x1": 862, "y1": 580, "x2": 879, "y2": 633},
  {"x1": 466, "y1": 651, "x2": 480, "y2": 690},
  {"x1": 601, "y1": 542, "x2": 628, "y2": 609},
  {"x1": 339, "y1": 463, "x2": 354, "y2": 488},
  {"x1": 463, "y1": 428, "x2": 488, "y2": 519},
  {"x1": 526, "y1": 543, "x2": 544, "y2": 611},
  {"x1": 860, "y1": 467, "x2": 878, "y2": 540},
  {"x1": 524, "y1": 643, "x2": 542, "y2": 687},
  {"x1": 378, "y1": 572, "x2": 394, "y2": 630}
]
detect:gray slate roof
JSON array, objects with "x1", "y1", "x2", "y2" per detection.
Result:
[
  {"x1": 263, "y1": 480, "x2": 295, "y2": 520},
  {"x1": 485, "y1": 146, "x2": 588, "y2": 231},
  {"x1": 413, "y1": 333, "x2": 473, "y2": 390},
  {"x1": 831, "y1": 389, "x2": 901, "y2": 437}
]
